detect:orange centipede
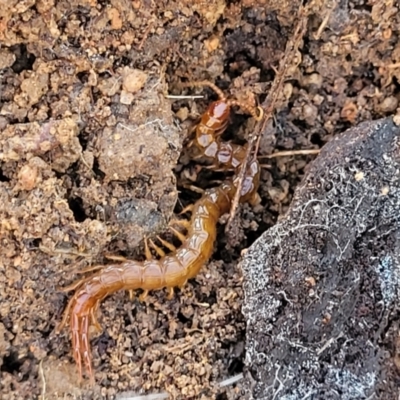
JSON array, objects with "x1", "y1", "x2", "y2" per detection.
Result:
[
  {"x1": 57, "y1": 82, "x2": 262, "y2": 384},
  {"x1": 181, "y1": 80, "x2": 263, "y2": 171}
]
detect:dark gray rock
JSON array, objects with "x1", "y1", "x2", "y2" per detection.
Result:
[{"x1": 242, "y1": 118, "x2": 400, "y2": 400}]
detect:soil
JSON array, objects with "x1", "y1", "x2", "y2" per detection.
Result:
[{"x1": 0, "y1": 1, "x2": 399, "y2": 399}]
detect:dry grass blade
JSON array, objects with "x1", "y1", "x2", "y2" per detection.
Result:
[{"x1": 259, "y1": 149, "x2": 321, "y2": 159}]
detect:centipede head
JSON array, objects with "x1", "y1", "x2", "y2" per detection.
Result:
[{"x1": 197, "y1": 100, "x2": 230, "y2": 147}]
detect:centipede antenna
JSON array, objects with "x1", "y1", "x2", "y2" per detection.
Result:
[
  {"x1": 228, "y1": 100, "x2": 264, "y2": 121},
  {"x1": 178, "y1": 80, "x2": 227, "y2": 101}
]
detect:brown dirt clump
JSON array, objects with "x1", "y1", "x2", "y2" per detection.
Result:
[{"x1": 1, "y1": 0, "x2": 400, "y2": 399}]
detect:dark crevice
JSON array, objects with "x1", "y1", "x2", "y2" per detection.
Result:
[
  {"x1": 310, "y1": 132, "x2": 325, "y2": 146},
  {"x1": 1, "y1": 351, "x2": 25, "y2": 374},
  {"x1": 78, "y1": 132, "x2": 89, "y2": 152},
  {"x1": 228, "y1": 357, "x2": 244, "y2": 375},
  {"x1": 68, "y1": 196, "x2": 87, "y2": 222},
  {"x1": 92, "y1": 157, "x2": 106, "y2": 180},
  {"x1": 10, "y1": 44, "x2": 35, "y2": 73},
  {"x1": 0, "y1": 168, "x2": 10, "y2": 182},
  {"x1": 23, "y1": 238, "x2": 42, "y2": 250},
  {"x1": 177, "y1": 312, "x2": 191, "y2": 325},
  {"x1": 77, "y1": 71, "x2": 89, "y2": 83}
]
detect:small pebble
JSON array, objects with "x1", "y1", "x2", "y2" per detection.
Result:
[{"x1": 122, "y1": 68, "x2": 148, "y2": 93}]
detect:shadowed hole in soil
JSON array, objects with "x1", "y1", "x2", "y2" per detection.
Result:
[
  {"x1": 228, "y1": 357, "x2": 244, "y2": 375},
  {"x1": 177, "y1": 311, "x2": 192, "y2": 325},
  {"x1": 199, "y1": 290, "x2": 217, "y2": 306},
  {"x1": 10, "y1": 44, "x2": 35, "y2": 73},
  {"x1": 225, "y1": 52, "x2": 258, "y2": 78},
  {"x1": 393, "y1": 76, "x2": 400, "y2": 93},
  {"x1": 23, "y1": 237, "x2": 42, "y2": 250},
  {"x1": 77, "y1": 71, "x2": 90, "y2": 84},
  {"x1": 92, "y1": 157, "x2": 106, "y2": 180},
  {"x1": 0, "y1": 168, "x2": 10, "y2": 182},
  {"x1": 78, "y1": 132, "x2": 89, "y2": 151},
  {"x1": 68, "y1": 196, "x2": 87, "y2": 222},
  {"x1": 310, "y1": 132, "x2": 324, "y2": 146},
  {"x1": 1, "y1": 351, "x2": 27, "y2": 375}
]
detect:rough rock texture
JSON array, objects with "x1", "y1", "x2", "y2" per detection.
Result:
[{"x1": 242, "y1": 117, "x2": 400, "y2": 400}]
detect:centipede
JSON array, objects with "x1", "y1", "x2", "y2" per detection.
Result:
[
  {"x1": 182, "y1": 80, "x2": 263, "y2": 171},
  {"x1": 57, "y1": 81, "x2": 263, "y2": 384}
]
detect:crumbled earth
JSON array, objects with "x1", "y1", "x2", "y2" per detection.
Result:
[
  {"x1": 0, "y1": 0, "x2": 400, "y2": 399},
  {"x1": 242, "y1": 118, "x2": 400, "y2": 399}
]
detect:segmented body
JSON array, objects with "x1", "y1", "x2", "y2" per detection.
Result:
[
  {"x1": 194, "y1": 100, "x2": 246, "y2": 170},
  {"x1": 192, "y1": 90, "x2": 261, "y2": 172},
  {"x1": 58, "y1": 81, "x2": 263, "y2": 383}
]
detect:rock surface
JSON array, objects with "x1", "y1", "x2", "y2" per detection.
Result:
[{"x1": 242, "y1": 118, "x2": 400, "y2": 400}]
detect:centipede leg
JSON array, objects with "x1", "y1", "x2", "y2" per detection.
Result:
[
  {"x1": 60, "y1": 275, "x2": 94, "y2": 292},
  {"x1": 180, "y1": 184, "x2": 205, "y2": 194},
  {"x1": 80, "y1": 315, "x2": 95, "y2": 384},
  {"x1": 179, "y1": 204, "x2": 194, "y2": 215},
  {"x1": 169, "y1": 226, "x2": 187, "y2": 243},
  {"x1": 169, "y1": 218, "x2": 191, "y2": 229},
  {"x1": 139, "y1": 290, "x2": 149, "y2": 301},
  {"x1": 249, "y1": 192, "x2": 262, "y2": 206},
  {"x1": 166, "y1": 287, "x2": 174, "y2": 299},
  {"x1": 156, "y1": 235, "x2": 177, "y2": 252},
  {"x1": 144, "y1": 237, "x2": 152, "y2": 261},
  {"x1": 104, "y1": 254, "x2": 128, "y2": 262},
  {"x1": 90, "y1": 301, "x2": 102, "y2": 332},
  {"x1": 71, "y1": 314, "x2": 83, "y2": 380},
  {"x1": 56, "y1": 295, "x2": 75, "y2": 333},
  {"x1": 77, "y1": 264, "x2": 104, "y2": 274},
  {"x1": 179, "y1": 280, "x2": 188, "y2": 289},
  {"x1": 149, "y1": 238, "x2": 166, "y2": 257}
]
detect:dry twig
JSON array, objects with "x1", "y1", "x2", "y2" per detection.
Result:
[
  {"x1": 259, "y1": 149, "x2": 320, "y2": 159},
  {"x1": 226, "y1": 2, "x2": 313, "y2": 231}
]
